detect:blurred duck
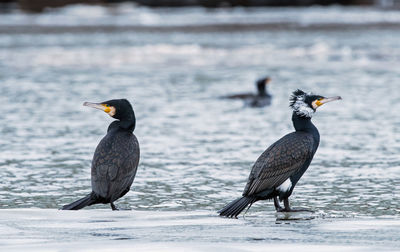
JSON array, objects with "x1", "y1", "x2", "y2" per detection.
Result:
[{"x1": 225, "y1": 76, "x2": 272, "y2": 107}]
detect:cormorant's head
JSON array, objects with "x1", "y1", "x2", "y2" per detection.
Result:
[
  {"x1": 83, "y1": 99, "x2": 134, "y2": 120},
  {"x1": 289, "y1": 89, "x2": 341, "y2": 118},
  {"x1": 256, "y1": 77, "x2": 271, "y2": 96}
]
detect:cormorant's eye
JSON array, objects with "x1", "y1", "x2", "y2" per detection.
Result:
[{"x1": 104, "y1": 104, "x2": 110, "y2": 107}]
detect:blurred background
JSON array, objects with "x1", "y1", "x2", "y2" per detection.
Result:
[{"x1": 0, "y1": 0, "x2": 400, "y2": 12}]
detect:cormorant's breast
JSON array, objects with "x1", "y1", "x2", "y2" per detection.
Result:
[
  {"x1": 242, "y1": 132, "x2": 314, "y2": 198},
  {"x1": 288, "y1": 116, "x2": 320, "y2": 188},
  {"x1": 90, "y1": 125, "x2": 140, "y2": 201}
]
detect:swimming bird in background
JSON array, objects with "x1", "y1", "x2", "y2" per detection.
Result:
[
  {"x1": 218, "y1": 90, "x2": 341, "y2": 218},
  {"x1": 61, "y1": 99, "x2": 140, "y2": 210},
  {"x1": 225, "y1": 76, "x2": 272, "y2": 107}
]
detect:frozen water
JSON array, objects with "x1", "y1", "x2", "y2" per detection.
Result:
[{"x1": 0, "y1": 209, "x2": 399, "y2": 250}]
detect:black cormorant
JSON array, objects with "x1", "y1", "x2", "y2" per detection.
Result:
[
  {"x1": 61, "y1": 99, "x2": 140, "y2": 210},
  {"x1": 225, "y1": 76, "x2": 272, "y2": 107},
  {"x1": 218, "y1": 90, "x2": 341, "y2": 218}
]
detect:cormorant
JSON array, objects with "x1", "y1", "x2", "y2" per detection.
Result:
[
  {"x1": 218, "y1": 90, "x2": 341, "y2": 218},
  {"x1": 225, "y1": 76, "x2": 272, "y2": 107},
  {"x1": 61, "y1": 99, "x2": 140, "y2": 210}
]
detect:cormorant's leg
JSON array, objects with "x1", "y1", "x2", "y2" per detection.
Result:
[
  {"x1": 283, "y1": 198, "x2": 291, "y2": 211},
  {"x1": 274, "y1": 197, "x2": 283, "y2": 211},
  {"x1": 110, "y1": 202, "x2": 119, "y2": 211}
]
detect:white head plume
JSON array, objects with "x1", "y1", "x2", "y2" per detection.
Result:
[{"x1": 289, "y1": 89, "x2": 315, "y2": 118}]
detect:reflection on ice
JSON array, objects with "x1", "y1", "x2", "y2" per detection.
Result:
[{"x1": 275, "y1": 211, "x2": 316, "y2": 221}]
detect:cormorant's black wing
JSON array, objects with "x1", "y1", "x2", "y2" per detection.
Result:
[
  {"x1": 243, "y1": 132, "x2": 314, "y2": 196},
  {"x1": 225, "y1": 93, "x2": 254, "y2": 99},
  {"x1": 91, "y1": 130, "x2": 140, "y2": 201}
]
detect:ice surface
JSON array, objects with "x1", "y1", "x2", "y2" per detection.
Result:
[{"x1": 0, "y1": 209, "x2": 399, "y2": 251}]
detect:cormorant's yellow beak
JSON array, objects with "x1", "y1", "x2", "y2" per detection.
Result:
[
  {"x1": 312, "y1": 96, "x2": 342, "y2": 109},
  {"x1": 83, "y1": 102, "x2": 115, "y2": 116}
]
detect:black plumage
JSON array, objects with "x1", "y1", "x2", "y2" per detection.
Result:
[
  {"x1": 224, "y1": 76, "x2": 272, "y2": 107},
  {"x1": 219, "y1": 90, "x2": 341, "y2": 218},
  {"x1": 61, "y1": 99, "x2": 140, "y2": 210}
]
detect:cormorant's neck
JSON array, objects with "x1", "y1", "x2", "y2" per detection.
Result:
[
  {"x1": 108, "y1": 111, "x2": 136, "y2": 133},
  {"x1": 292, "y1": 111, "x2": 320, "y2": 153},
  {"x1": 121, "y1": 111, "x2": 136, "y2": 132},
  {"x1": 292, "y1": 112, "x2": 318, "y2": 135},
  {"x1": 257, "y1": 84, "x2": 268, "y2": 97}
]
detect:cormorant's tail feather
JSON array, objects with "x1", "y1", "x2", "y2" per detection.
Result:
[
  {"x1": 61, "y1": 192, "x2": 98, "y2": 210},
  {"x1": 218, "y1": 196, "x2": 257, "y2": 218}
]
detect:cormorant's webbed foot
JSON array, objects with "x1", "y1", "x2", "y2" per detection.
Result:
[
  {"x1": 110, "y1": 203, "x2": 119, "y2": 211},
  {"x1": 276, "y1": 198, "x2": 314, "y2": 212},
  {"x1": 110, "y1": 203, "x2": 132, "y2": 211}
]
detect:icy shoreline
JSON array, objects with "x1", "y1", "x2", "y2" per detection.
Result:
[{"x1": 0, "y1": 209, "x2": 398, "y2": 251}]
